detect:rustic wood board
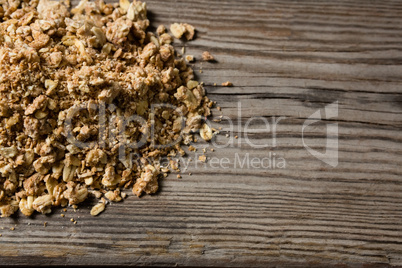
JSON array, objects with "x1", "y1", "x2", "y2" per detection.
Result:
[{"x1": 1, "y1": 0, "x2": 402, "y2": 266}]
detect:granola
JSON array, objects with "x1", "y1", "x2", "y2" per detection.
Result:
[
  {"x1": 0, "y1": 0, "x2": 214, "y2": 217},
  {"x1": 202, "y1": 51, "x2": 214, "y2": 61}
]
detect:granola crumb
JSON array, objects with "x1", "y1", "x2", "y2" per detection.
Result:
[
  {"x1": 185, "y1": 55, "x2": 194, "y2": 62},
  {"x1": 222, "y1": 81, "x2": 233, "y2": 87},
  {"x1": 202, "y1": 51, "x2": 215, "y2": 61},
  {"x1": 198, "y1": 155, "x2": 207, "y2": 163}
]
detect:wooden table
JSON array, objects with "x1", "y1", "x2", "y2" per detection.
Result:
[{"x1": 1, "y1": 0, "x2": 402, "y2": 266}]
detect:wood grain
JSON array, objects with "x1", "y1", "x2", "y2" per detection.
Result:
[{"x1": 1, "y1": 0, "x2": 402, "y2": 266}]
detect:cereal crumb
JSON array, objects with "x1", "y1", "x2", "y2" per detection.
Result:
[
  {"x1": 198, "y1": 155, "x2": 207, "y2": 163},
  {"x1": 185, "y1": 55, "x2": 194, "y2": 62},
  {"x1": 222, "y1": 81, "x2": 233, "y2": 87},
  {"x1": 202, "y1": 51, "x2": 215, "y2": 61}
]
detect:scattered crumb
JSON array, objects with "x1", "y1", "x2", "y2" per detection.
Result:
[
  {"x1": 221, "y1": 81, "x2": 233, "y2": 87},
  {"x1": 211, "y1": 148, "x2": 215, "y2": 152},
  {"x1": 213, "y1": 83, "x2": 217, "y2": 86},
  {"x1": 61, "y1": 214, "x2": 65, "y2": 217},
  {"x1": 189, "y1": 173, "x2": 192, "y2": 176},
  {"x1": 185, "y1": 55, "x2": 194, "y2": 62},
  {"x1": 44, "y1": 222, "x2": 47, "y2": 227},
  {"x1": 70, "y1": 218, "x2": 74, "y2": 222},
  {"x1": 202, "y1": 51, "x2": 215, "y2": 61},
  {"x1": 217, "y1": 106, "x2": 221, "y2": 111},
  {"x1": 198, "y1": 155, "x2": 207, "y2": 163},
  {"x1": 10, "y1": 227, "x2": 15, "y2": 231},
  {"x1": 177, "y1": 174, "x2": 182, "y2": 179}
]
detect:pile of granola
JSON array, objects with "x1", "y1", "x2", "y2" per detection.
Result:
[{"x1": 0, "y1": 0, "x2": 214, "y2": 217}]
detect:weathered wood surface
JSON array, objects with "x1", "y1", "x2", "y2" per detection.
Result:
[{"x1": 1, "y1": 0, "x2": 402, "y2": 266}]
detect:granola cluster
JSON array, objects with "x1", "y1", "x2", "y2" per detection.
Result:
[{"x1": 0, "y1": 0, "x2": 214, "y2": 217}]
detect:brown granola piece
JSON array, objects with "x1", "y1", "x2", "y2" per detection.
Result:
[
  {"x1": 202, "y1": 51, "x2": 215, "y2": 61},
  {"x1": 170, "y1": 23, "x2": 195, "y2": 40},
  {"x1": 221, "y1": 81, "x2": 233, "y2": 87},
  {"x1": 0, "y1": 0, "x2": 215, "y2": 218}
]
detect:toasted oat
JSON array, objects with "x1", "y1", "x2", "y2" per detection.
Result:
[
  {"x1": 90, "y1": 203, "x2": 105, "y2": 216},
  {"x1": 200, "y1": 124, "x2": 213, "y2": 141}
]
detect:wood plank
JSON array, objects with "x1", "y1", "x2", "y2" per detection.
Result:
[{"x1": 0, "y1": 0, "x2": 401, "y2": 266}]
